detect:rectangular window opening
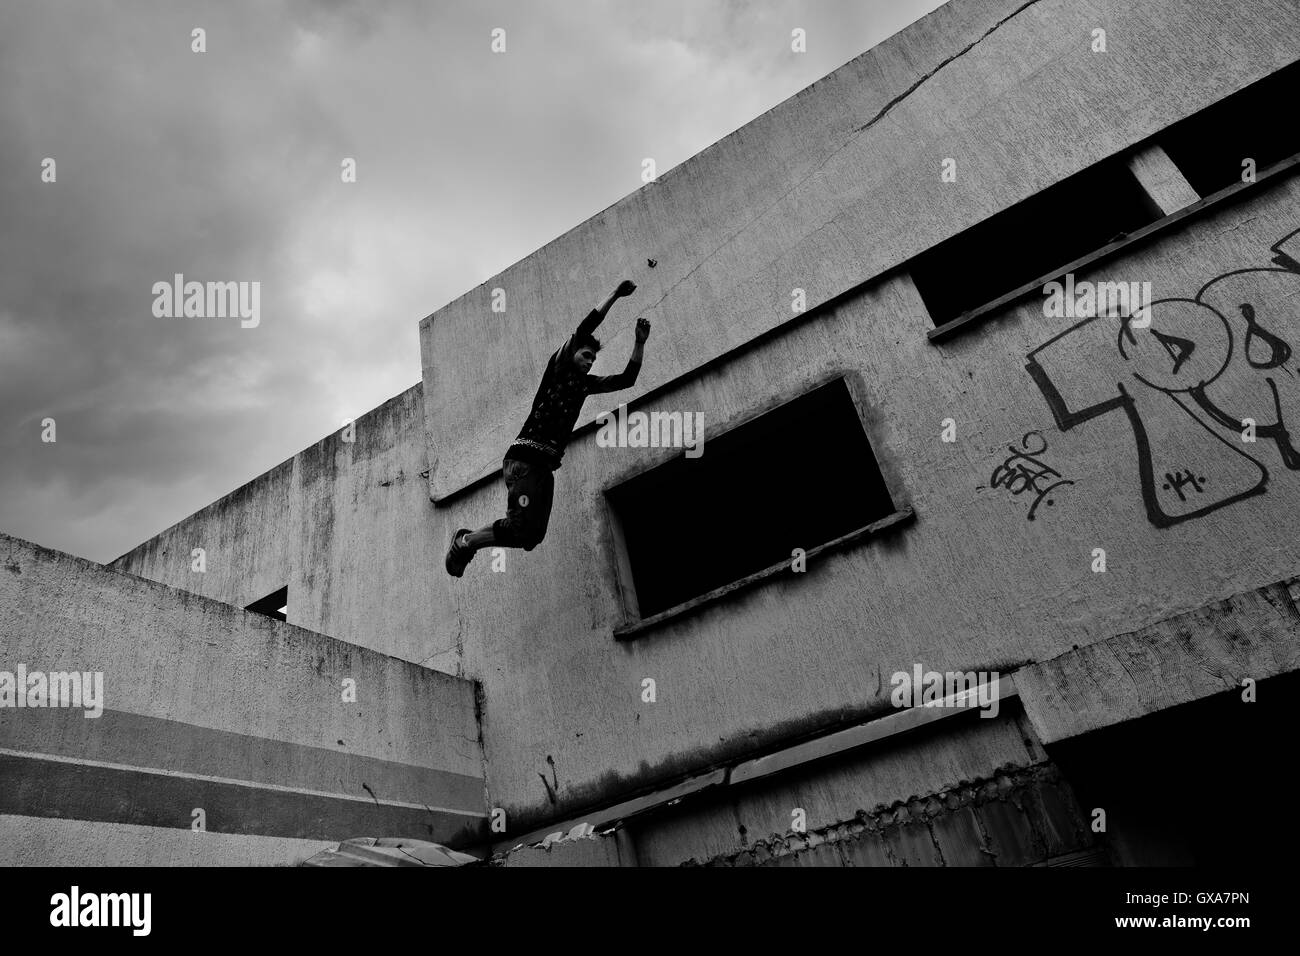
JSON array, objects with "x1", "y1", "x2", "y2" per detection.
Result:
[
  {"x1": 909, "y1": 156, "x2": 1163, "y2": 328},
  {"x1": 1159, "y1": 58, "x2": 1300, "y2": 197},
  {"x1": 246, "y1": 586, "x2": 288, "y2": 622},
  {"x1": 606, "y1": 378, "x2": 898, "y2": 622}
]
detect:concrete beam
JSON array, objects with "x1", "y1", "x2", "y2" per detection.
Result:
[
  {"x1": 730, "y1": 677, "x2": 1017, "y2": 785},
  {"x1": 1014, "y1": 575, "x2": 1300, "y2": 745},
  {"x1": 1126, "y1": 143, "x2": 1200, "y2": 215}
]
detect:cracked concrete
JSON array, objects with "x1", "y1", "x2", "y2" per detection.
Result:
[
  {"x1": 851, "y1": 0, "x2": 1046, "y2": 138},
  {"x1": 567, "y1": 0, "x2": 1049, "y2": 379}
]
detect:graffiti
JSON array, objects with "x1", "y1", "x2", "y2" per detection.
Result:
[
  {"x1": 979, "y1": 431, "x2": 1074, "y2": 520},
  {"x1": 1161, "y1": 469, "x2": 1206, "y2": 503},
  {"x1": 1026, "y1": 227, "x2": 1300, "y2": 527}
]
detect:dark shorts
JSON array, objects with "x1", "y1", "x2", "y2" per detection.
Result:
[{"x1": 492, "y1": 457, "x2": 556, "y2": 550}]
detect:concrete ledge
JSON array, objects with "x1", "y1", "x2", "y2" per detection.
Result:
[
  {"x1": 730, "y1": 676, "x2": 1016, "y2": 785},
  {"x1": 1014, "y1": 575, "x2": 1300, "y2": 745},
  {"x1": 0, "y1": 532, "x2": 487, "y2": 863},
  {"x1": 0, "y1": 815, "x2": 336, "y2": 867}
]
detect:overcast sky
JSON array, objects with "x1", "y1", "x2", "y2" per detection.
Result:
[{"x1": 0, "y1": 0, "x2": 947, "y2": 564}]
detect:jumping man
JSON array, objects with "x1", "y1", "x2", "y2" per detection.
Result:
[{"x1": 445, "y1": 279, "x2": 650, "y2": 576}]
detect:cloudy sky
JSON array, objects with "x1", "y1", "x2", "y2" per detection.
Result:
[{"x1": 0, "y1": 0, "x2": 947, "y2": 564}]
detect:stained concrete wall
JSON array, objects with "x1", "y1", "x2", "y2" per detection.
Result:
[
  {"x1": 432, "y1": 175, "x2": 1300, "y2": 833},
  {"x1": 535, "y1": 571, "x2": 1300, "y2": 866},
  {"x1": 632, "y1": 703, "x2": 1051, "y2": 867},
  {"x1": 105, "y1": 456, "x2": 297, "y2": 614},
  {"x1": 111, "y1": 385, "x2": 464, "y2": 673},
  {"x1": 0, "y1": 533, "x2": 486, "y2": 865}
]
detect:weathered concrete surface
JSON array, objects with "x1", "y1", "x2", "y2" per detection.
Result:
[
  {"x1": 111, "y1": 457, "x2": 295, "y2": 613},
  {"x1": 634, "y1": 705, "x2": 1044, "y2": 867},
  {"x1": 489, "y1": 714, "x2": 1090, "y2": 866},
  {"x1": 1014, "y1": 575, "x2": 1300, "y2": 745},
  {"x1": 0, "y1": 533, "x2": 486, "y2": 865},
  {"x1": 1, "y1": 817, "x2": 335, "y2": 867},
  {"x1": 1126, "y1": 144, "x2": 1200, "y2": 216},
  {"x1": 420, "y1": 0, "x2": 1300, "y2": 498},
  {"x1": 111, "y1": 386, "x2": 463, "y2": 673},
  {"x1": 437, "y1": 177, "x2": 1300, "y2": 833},
  {"x1": 696, "y1": 764, "x2": 1095, "y2": 868}
]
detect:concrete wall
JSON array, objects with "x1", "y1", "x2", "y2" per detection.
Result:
[
  {"x1": 420, "y1": 0, "x2": 1300, "y2": 497},
  {"x1": 431, "y1": 173, "x2": 1300, "y2": 833},
  {"x1": 111, "y1": 385, "x2": 466, "y2": 674},
  {"x1": 499, "y1": 571, "x2": 1298, "y2": 865},
  {"x1": 0, "y1": 533, "x2": 486, "y2": 865}
]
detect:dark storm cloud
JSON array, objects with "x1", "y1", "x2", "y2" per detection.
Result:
[{"x1": 0, "y1": 0, "x2": 946, "y2": 562}]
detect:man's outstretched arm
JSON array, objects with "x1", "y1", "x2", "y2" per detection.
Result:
[
  {"x1": 572, "y1": 279, "x2": 637, "y2": 348},
  {"x1": 587, "y1": 318, "x2": 650, "y2": 394}
]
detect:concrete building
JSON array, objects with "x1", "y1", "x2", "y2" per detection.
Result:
[{"x1": 4, "y1": 0, "x2": 1300, "y2": 866}]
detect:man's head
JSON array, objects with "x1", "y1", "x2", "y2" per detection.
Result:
[{"x1": 572, "y1": 334, "x2": 601, "y2": 373}]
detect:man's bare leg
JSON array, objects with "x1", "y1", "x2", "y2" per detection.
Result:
[{"x1": 461, "y1": 527, "x2": 496, "y2": 551}]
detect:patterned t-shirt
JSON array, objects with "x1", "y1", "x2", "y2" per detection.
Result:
[{"x1": 506, "y1": 309, "x2": 642, "y2": 470}]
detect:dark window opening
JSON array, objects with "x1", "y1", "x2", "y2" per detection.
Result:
[
  {"x1": 606, "y1": 378, "x2": 896, "y2": 620},
  {"x1": 1160, "y1": 59, "x2": 1300, "y2": 198},
  {"x1": 246, "y1": 586, "x2": 288, "y2": 622},
  {"x1": 909, "y1": 157, "x2": 1163, "y2": 328}
]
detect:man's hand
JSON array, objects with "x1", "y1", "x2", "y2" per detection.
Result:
[
  {"x1": 616, "y1": 279, "x2": 637, "y2": 297},
  {"x1": 635, "y1": 317, "x2": 651, "y2": 343}
]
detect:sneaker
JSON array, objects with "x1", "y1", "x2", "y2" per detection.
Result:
[{"x1": 445, "y1": 528, "x2": 476, "y2": 578}]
